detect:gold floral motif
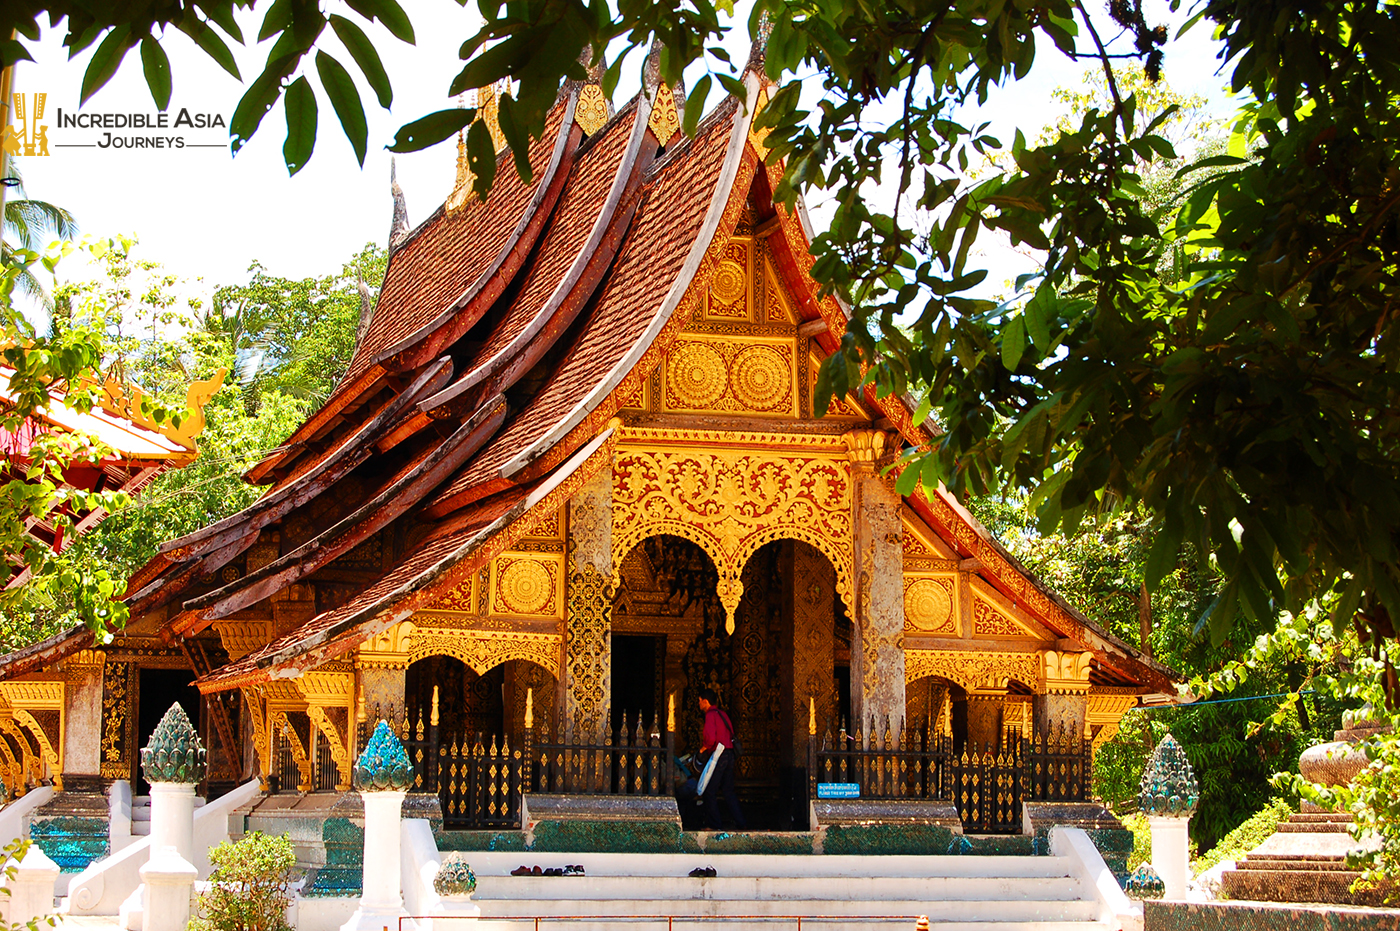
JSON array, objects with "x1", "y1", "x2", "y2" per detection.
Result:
[
  {"x1": 493, "y1": 555, "x2": 559, "y2": 616},
  {"x1": 710, "y1": 259, "x2": 746, "y2": 307},
  {"x1": 648, "y1": 83, "x2": 680, "y2": 147},
  {"x1": 904, "y1": 577, "x2": 956, "y2": 633},
  {"x1": 564, "y1": 560, "x2": 613, "y2": 742},
  {"x1": 100, "y1": 660, "x2": 130, "y2": 777},
  {"x1": 904, "y1": 649, "x2": 1040, "y2": 693},
  {"x1": 242, "y1": 687, "x2": 272, "y2": 786},
  {"x1": 666, "y1": 341, "x2": 727, "y2": 408},
  {"x1": 730, "y1": 344, "x2": 791, "y2": 412},
  {"x1": 269, "y1": 711, "x2": 313, "y2": 791},
  {"x1": 1087, "y1": 689, "x2": 1141, "y2": 744},
  {"x1": 575, "y1": 84, "x2": 610, "y2": 135},
  {"x1": 613, "y1": 447, "x2": 854, "y2": 631},
  {"x1": 973, "y1": 596, "x2": 1034, "y2": 638}
]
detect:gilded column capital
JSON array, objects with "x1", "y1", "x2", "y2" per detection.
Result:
[
  {"x1": 1039, "y1": 649, "x2": 1093, "y2": 694},
  {"x1": 842, "y1": 428, "x2": 893, "y2": 475}
]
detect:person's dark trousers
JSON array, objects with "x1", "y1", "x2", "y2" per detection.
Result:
[{"x1": 702, "y1": 752, "x2": 747, "y2": 830}]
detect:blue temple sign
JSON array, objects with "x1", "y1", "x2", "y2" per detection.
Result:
[{"x1": 816, "y1": 783, "x2": 860, "y2": 799}]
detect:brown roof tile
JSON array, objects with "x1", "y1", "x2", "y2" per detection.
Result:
[
  {"x1": 434, "y1": 107, "x2": 737, "y2": 503},
  {"x1": 344, "y1": 103, "x2": 569, "y2": 382},
  {"x1": 459, "y1": 99, "x2": 639, "y2": 374}
]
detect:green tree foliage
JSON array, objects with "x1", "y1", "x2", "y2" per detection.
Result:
[
  {"x1": 1, "y1": 161, "x2": 78, "y2": 307},
  {"x1": 974, "y1": 493, "x2": 1343, "y2": 849},
  {"x1": 2, "y1": 239, "x2": 380, "y2": 650},
  {"x1": 72, "y1": 243, "x2": 383, "y2": 585},
  {"x1": 208, "y1": 243, "x2": 386, "y2": 409}
]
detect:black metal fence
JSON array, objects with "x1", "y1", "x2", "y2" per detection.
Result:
[{"x1": 812, "y1": 720, "x2": 1092, "y2": 833}]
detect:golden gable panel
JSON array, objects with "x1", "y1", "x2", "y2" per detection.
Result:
[
  {"x1": 972, "y1": 593, "x2": 1040, "y2": 639},
  {"x1": 704, "y1": 238, "x2": 754, "y2": 321},
  {"x1": 763, "y1": 255, "x2": 800, "y2": 325},
  {"x1": 490, "y1": 552, "x2": 565, "y2": 619}
]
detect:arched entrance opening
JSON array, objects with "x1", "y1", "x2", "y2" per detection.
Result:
[
  {"x1": 404, "y1": 654, "x2": 557, "y2": 828},
  {"x1": 614, "y1": 534, "x2": 849, "y2": 830}
]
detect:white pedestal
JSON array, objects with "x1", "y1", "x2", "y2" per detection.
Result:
[
  {"x1": 1147, "y1": 814, "x2": 1191, "y2": 900},
  {"x1": 421, "y1": 895, "x2": 480, "y2": 931},
  {"x1": 341, "y1": 790, "x2": 416, "y2": 931},
  {"x1": 2, "y1": 842, "x2": 59, "y2": 925},
  {"x1": 140, "y1": 845, "x2": 198, "y2": 931},
  {"x1": 148, "y1": 782, "x2": 196, "y2": 865}
]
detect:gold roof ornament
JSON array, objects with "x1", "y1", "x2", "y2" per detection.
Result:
[
  {"x1": 447, "y1": 80, "x2": 513, "y2": 212},
  {"x1": 94, "y1": 367, "x2": 227, "y2": 459},
  {"x1": 575, "y1": 85, "x2": 610, "y2": 136}
]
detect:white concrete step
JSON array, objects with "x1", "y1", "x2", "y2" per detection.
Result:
[
  {"x1": 472, "y1": 875, "x2": 1085, "y2": 902},
  {"x1": 468, "y1": 922, "x2": 1114, "y2": 931},
  {"x1": 474, "y1": 898, "x2": 1103, "y2": 921},
  {"x1": 461, "y1": 852, "x2": 1073, "y2": 880},
  {"x1": 131, "y1": 823, "x2": 150, "y2": 836}
]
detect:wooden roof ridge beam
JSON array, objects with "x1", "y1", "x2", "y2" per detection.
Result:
[
  {"x1": 243, "y1": 364, "x2": 385, "y2": 486},
  {"x1": 195, "y1": 426, "x2": 618, "y2": 692},
  {"x1": 374, "y1": 89, "x2": 585, "y2": 376},
  {"x1": 246, "y1": 96, "x2": 580, "y2": 486},
  {"x1": 177, "y1": 394, "x2": 509, "y2": 631},
  {"x1": 126, "y1": 359, "x2": 455, "y2": 617},
  {"x1": 497, "y1": 74, "x2": 764, "y2": 481},
  {"x1": 152, "y1": 357, "x2": 454, "y2": 562},
  {"x1": 418, "y1": 95, "x2": 659, "y2": 422}
]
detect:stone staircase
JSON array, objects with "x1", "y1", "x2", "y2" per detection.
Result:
[
  {"x1": 450, "y1": 847, "x2": 1132, "y2": 931},
  {"x1": 128, "y1": 795, "x2": 204, "y2": 837},
  {"x1": 1220, "y1": 810, "x2": 1390, "y2": 905}
]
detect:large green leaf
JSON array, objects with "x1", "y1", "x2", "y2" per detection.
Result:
[
  {"x1": 282, "y1": 75, "x2": 318, "y2": 176},
  {"x1": 316, "y1": 51, "x2": 367, "y2": 165},
  {"x1": 388, "y1": 108, "x2": 473, "y2": 153},
  {"x1": 80, "y1": 25, "x2": 134, "y2": 104},
  {"x1": 329, "y1": 14, "x2": 392, "y2": 108},
  {"x1": 139, "y1": 37, "x2": 172, "y2": 111}
]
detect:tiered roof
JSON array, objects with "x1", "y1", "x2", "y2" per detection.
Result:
[{"x1": 0, "y1": 50, "x2": 1178, "y2": 698}]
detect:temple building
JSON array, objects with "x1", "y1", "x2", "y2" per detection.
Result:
[
  {"x1": 0, "y1": 365, "x2": 222, "y2": 799},
  {"x1": 0, "y1": 44, "x2": 1176, "y2": 843}
]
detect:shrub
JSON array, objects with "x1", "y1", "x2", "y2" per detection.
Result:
[
  {"x1": 1120, "y1": 813, "x2": 1152, "y2": 872},
  {"x1": 1193, "y1": 798, "x2": 1295, "y2": 876},
  {"x1": 192, "y1": 831, "x2": 295, "y2": 931}
]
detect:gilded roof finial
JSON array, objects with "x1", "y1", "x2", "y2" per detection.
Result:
[
  {"x1": 644, "y1": 39, "x2": 684, "y2": 147},
  {"x1": 389, "y1": 158, "x2": 410, "y2": 249},
  {"x1": 448, "y1": 92, "x2": 474, "y2": 211},
  {"x1": 573, "y1": 44, "x2": 611, "y2": 136}
]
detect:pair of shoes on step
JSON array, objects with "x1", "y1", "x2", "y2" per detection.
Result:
[
  {"x1": 688, "y1": 866, "x2": 718, "y2": 878},
  {"x1": 510, "y1": 864, "x2": 585, "y2": 877}
]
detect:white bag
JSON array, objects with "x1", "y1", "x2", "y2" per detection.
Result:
[{"x1": 696, "y1": 742, "x2": 725, "y2": 794}]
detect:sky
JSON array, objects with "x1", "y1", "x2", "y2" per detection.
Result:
[{"x1": 5, "y1": 2, "x2": 1242, "y2": 303}]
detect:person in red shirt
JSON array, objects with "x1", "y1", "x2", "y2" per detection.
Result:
[{"x1": 697, "y1": 687, "x2": 746, "y2": 830}]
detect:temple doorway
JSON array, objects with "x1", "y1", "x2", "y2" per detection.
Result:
[
  {"x1": 612, "y1": 534, "x2": 847, "y2": 830},
  {"x1": 405, "y1": 656, "x2": 504, "y2": 749}
]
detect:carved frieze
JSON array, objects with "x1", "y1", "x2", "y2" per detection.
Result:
[
  {"x1": 904, "y1": 648, "x2": 1041, "y2": 693},
  {"x1": 612, "y1": 446, "x2": 854, "y2": 632}
]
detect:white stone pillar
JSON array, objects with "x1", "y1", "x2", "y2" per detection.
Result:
[
  {"x1": 140, "y1": 846, "x2": 198, "y2": 931},
  {"x1": 1146, "y1": 816, "x2": 1190, "y2": 900},
  {"x1": 148, "y1": 782, "x2": 196, "y2": 864},
  {"x1": 1139, "y1": 733, "x2": 1199, "y2": 901},
  {"x1": 843, "y1": 429, "x2": 905, "y2": 735},
  {"x1": 343, "y1": 720, "x2": 416, "y2": 931},
  {"x1": 2, "y1": 842, "x2": 58, "y2": 926}
]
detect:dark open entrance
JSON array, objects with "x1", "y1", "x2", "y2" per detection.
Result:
[
  {"x1": 613, "y1": 534, "x2": 846, "y2": 831},
  {"x1": 136, "y1": 668, "x2": 200, "y2": 795}
]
